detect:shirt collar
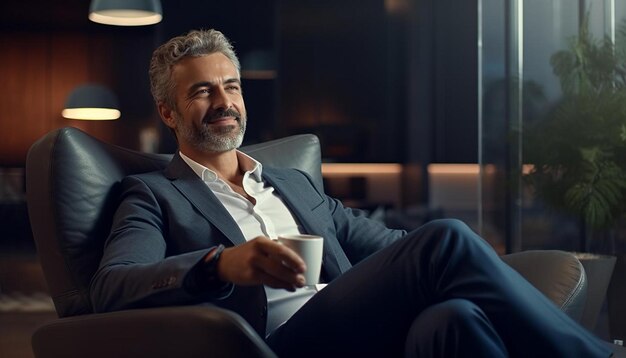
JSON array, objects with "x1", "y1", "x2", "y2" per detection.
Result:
[{"x1": 179, "y1": 150, "x2": 263, "y2": 183}]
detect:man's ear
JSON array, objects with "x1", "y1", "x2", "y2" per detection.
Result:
[{"x1": 157, "y1": 102, "x2": 177, "y2": 130}]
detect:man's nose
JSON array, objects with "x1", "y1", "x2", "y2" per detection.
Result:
[{"x1": 211, "y1": 87, "x2": 233, "y2": 110}]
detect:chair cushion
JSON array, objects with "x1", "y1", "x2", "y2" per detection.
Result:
[{"x1": 242, "y1": 135, "x2": 323, "y2": 191}]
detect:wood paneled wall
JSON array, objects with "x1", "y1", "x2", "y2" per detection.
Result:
[{"x1": 0, "y1": 32, "x2": 119, "y2": 166}]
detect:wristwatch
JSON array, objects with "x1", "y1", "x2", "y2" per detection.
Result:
[
  {"x1": 186, "y1": 244, "x2": 229, "y2": 294},
  {"x1": 201, "y1": 244, "x2": 226, "y2": 284}
]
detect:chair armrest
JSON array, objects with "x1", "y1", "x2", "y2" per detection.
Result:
[
  {"x1": 31, "y1": 306, "x2": 277, "y2": 358},
  {"x1": 501, "y1": 250, "x2": 587, "y2": 322}
]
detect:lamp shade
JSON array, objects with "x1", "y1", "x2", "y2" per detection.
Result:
[
  {"x1": 62, "y1": 84, "x2": 121, "y2": 120},
  {"x1": 89, "y1": 0, "x2": 162, "y2": 26}
]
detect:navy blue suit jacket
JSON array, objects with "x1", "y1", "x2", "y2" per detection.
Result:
[{"x1": 89, "y1": 154, "x2": 405, "y2": 334}]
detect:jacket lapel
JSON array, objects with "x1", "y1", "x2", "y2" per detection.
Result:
[
  {"x1": 261, "y1": 168, "x2": 325, "y2": 233},
  {"x1": 164, "y1": 154, "x2": 246, "y2": 246}
]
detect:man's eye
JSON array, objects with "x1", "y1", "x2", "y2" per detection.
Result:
[
  {"x1": 227, "y1": 85, "x2": 241, "y2": 92},
  {"x1": 196, "y1": 89, "x2": 210, "y2": 96}
]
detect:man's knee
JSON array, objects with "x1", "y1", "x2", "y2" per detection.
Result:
[
  {"x1": 406, "y1": 218, "x2": 484, "y2": 253},
  {"x1": 420, "y1": 218, "x2": 473, "y2": 238}
]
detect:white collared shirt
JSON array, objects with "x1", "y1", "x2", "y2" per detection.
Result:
[
  {"x1": 179, "y1": 151, "x2": 318, "y2": 335},
  {"x1": 181, "y1": 150, "x2": 304, "y2": 240}
]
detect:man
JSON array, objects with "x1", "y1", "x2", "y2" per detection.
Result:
[{"x1": 89, "y1": 29, "x2": 612, "y2": 357}]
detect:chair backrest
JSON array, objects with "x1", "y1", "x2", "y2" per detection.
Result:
[{"x1": 26, "y1": 127, "x2": 322, "y2": 317}]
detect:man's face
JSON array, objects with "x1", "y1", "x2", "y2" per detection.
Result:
[{"x1": 163, "y1": 52, "x2": 247, "y2": 153}]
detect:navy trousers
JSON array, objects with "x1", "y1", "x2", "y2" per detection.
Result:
[{"x1": 266, "y1": 219, "x2": 612, "y2": 357}]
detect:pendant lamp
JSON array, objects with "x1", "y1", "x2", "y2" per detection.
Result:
[
  {"x1": 62, "y1": 84, "x2": 121, "y2": 120},
  {"x1": 89, "y1": 0, "x2": 162, "y2": 26}
]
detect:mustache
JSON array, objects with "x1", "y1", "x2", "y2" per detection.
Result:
[{"x1": 204, "y1": 108, "x2": 242, "y2": 123}]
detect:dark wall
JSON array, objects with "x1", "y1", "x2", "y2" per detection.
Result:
[
  {"x1": 409, "y1": 0, "x2": 478, "y2": 164},
  {"x1": 158, "y1": 0, "x2": 413, "y2": 162},
  {"x1": 433, "y1": 0, "x2": 478, "y2": 163},
  {"x1": 277, "y1": 0, "x2": 406, "y2": 163},
  {"x1": 0, "y1": 0, "x2": 479, "y2": 165},
  {"x1": 275, "y1": 0, "x2": 478, "y2": 163}
]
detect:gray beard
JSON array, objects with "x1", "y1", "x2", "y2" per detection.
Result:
[{"x1": 177, "y1": 116, "x2": 246, "y2": 153}]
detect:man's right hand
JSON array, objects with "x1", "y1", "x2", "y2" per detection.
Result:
[{"x1": 215, "y1": 236, "x2": 307, "y2": 291}]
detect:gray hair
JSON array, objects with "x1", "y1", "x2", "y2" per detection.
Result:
[{"x1": 149, "y1": 29, "x2": 240, "y2": 110}]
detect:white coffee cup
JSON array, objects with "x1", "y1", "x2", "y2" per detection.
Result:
[{"x1": 277, "y1": 234, "x2": 324, "y2": 286}]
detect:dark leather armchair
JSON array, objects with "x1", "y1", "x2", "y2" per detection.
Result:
[{"x1": 26, "y1": 127, "x2": 587, "y2": 357}]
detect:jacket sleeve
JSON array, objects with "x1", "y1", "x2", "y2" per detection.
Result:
[
  {"x1": 293, "y1": 169, "x2": 407, "y2": 264},
  {"x1": 326, "y1": 195, "x2": 407, "y2": 264},
  {"x1": 89, "y1": 176, "x2": 233, "y2": 313}
]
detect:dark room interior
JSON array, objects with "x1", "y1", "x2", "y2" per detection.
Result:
[{"x1": 1, "y1": 0, "x2": 626, "y2": 357}]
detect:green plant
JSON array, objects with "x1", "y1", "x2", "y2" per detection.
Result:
[{"x1": 524, "y1": 16, "x2": 626, "y2": 230}]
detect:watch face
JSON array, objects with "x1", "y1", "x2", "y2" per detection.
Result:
[{"x1": 203, "y1": 245, "x2": 225, "y2": 281}]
